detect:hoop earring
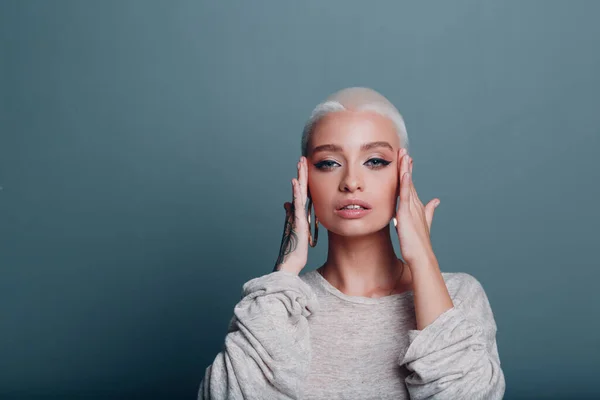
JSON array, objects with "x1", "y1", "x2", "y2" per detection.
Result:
[{"x1": 307, "y1": 197, "x2": 319, "y2": 247}]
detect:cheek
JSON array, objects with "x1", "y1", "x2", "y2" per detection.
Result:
[
  {"x1": 380, "y1": 185, "x2": 400, "y2": 211},
  {"x1": 306, "y1": 177, "x2": 336, "y2": 218},
  {"x1": 377, "y1": 176, "x2": 400, "y2": 212},
  {"x1": 377, "y1": 171, "x2": 399, "y2": 196},
  {"x1": 307, "y1": 174, "x2": 330, "y2": 197}
]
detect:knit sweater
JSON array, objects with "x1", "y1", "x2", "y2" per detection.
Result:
[{"x1": 198, "y1": 268, "x2": 505, "y2": 399}]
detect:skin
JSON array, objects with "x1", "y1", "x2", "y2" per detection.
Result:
[
  {"x1": 274, "y1": 109, "x2": 454, "y2": 329},
  {"x1": 308, "y1": 110, "x2": 408, "y2": 297}
]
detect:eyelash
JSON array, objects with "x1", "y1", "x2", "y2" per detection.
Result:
[{"x1": 314, "y1": 158, "x2": 392, "y2": 171}]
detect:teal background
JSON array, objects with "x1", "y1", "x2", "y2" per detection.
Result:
[{"x1": 1, "y1": 1, "x2": 599, "y2": 398}]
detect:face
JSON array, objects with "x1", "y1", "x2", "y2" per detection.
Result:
[{"x1": 306, "y1": 110, "x2": 401, "y2": 237}]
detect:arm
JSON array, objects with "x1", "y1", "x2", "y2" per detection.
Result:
[
  {"x1": 398, "y1": 273, "x2": 505, "y2": 400},
  {"x1": 198, "y1": 270, "x2": 319, "y2": 400}
]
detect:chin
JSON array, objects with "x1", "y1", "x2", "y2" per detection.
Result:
[{"x1": 323, "y1": 217, "x2": 390, "y2": 237}]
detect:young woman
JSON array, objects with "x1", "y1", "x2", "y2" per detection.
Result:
[{"x1": 198, "y1": 87, "x2": 505, "y2": 399}]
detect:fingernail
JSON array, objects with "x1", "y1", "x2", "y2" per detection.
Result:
[{"x1": 435, "y1": 200, "x2": 440, "y2": 208}]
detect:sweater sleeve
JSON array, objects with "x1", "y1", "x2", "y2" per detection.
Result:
[
  {"x1": 198, "y1": 270, "x2": 319, "y2": 400},
  {"x1": 398, "y1": 273, "x2": 505, "y2": 400}
]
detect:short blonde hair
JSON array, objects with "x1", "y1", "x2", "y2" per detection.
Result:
[{"x1": 301, "y1": 87, "x2": 409, "y2": 157}]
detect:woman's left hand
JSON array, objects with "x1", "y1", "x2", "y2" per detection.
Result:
[{"x1": 394, "y1": 148, "x2": 441, "y2": 268}]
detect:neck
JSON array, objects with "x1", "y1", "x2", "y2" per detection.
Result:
[{"x1": 319, "y1": 225, "x2": 409, "y2": 298}]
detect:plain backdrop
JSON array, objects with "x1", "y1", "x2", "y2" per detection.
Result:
[{"x1": 1, "y1": 1, "x2": 599, "y2": 398}]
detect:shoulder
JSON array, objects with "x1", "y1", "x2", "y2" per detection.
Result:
[{"x1": 299, "y1": 269, "x2": 321, "y2": 290}]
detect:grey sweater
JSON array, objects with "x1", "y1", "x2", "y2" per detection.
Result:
[{"x1": 198, "y1": 269, "x2": 505, "y2": 399}]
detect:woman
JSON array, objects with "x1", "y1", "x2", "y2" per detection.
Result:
[{"x1": 198, "y1": 87, "x2": 505, "y2": 399}]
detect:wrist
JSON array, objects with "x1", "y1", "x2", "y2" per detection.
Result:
[{"x1": 406, "y1": 252, "x2": 439, "y2": 272}]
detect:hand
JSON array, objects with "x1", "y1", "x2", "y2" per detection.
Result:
[
  {"x1": 273, "y1": 156, "x2": 310, "y2": 275},
  {"x1": 394, "y1": 148, "x2": 441, "y2": 268}
]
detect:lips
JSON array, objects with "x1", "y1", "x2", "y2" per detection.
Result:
[
  {"x1": 334, "y1": 205, "x2": 373, "y2": 219},
  {"x1": 336, "y1": 199, "x2": 372, "y2": 210}
]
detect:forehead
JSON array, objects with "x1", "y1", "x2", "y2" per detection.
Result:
[{"x1": 310, "y1": 110, "x2": 399, "y2": 149}]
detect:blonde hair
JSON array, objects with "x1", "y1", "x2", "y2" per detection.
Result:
[{"x1": 301, "y1": 87, "x2": 409, "y2": 157}]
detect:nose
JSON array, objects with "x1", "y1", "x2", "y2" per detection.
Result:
[{"x1": 339, "y1": 164, "x2": 363, "y2": 192}]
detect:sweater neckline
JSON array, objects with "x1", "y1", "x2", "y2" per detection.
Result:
[{"x1": 305, "y1": 269, "x2": 417, "y2": 305}]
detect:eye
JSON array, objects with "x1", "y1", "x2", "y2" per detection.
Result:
[
  {"x1": 314, "y1": 158, "x2": 392, "y2": 171},
  {"x1": 314, "y1": 160, "x2": 340, "y2": 170},
  {"x1": 365, "y1": 158, "x2": 392, "y2": 169}
]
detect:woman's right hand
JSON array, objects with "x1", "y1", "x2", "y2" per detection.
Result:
[{"x1": 273, "y1": 156, "x2": 310, "y2": 275}]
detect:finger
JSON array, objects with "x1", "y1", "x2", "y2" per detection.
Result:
[
  {"x1": 407, "y1": 157, "x2": 422, "y2": 205},
  {"x1": 424, "y1": 198, "x2": 440, "y2": 232},
  {"x1": 296, "y1": 158, "x2": 305, "y2": 211},
  {"x1": 407, "y1": 156, "x2": 413, "y2": 193},
  {"x1": 399, "y1": 170, "x2": 411, "y2": 206},
  {"x1": 398, "y1": 147, "x2": 407, "y2": 160},
  {"x1": 399, "y1": 149, "x2": 408, "y2": 179},
  {"x1": 401, "y1": 154, "x2": 411, "y2": 199},
  {"x1": 397, "y1": 148, "x2": 409, "y2": 196},
  {"x1": 299, "y1": 157, "x2": 307, "y2": 207}
]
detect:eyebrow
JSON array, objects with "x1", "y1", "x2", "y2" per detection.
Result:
[{"x1": 311, "y1": 141, "x2": 394, "y2": 155}]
